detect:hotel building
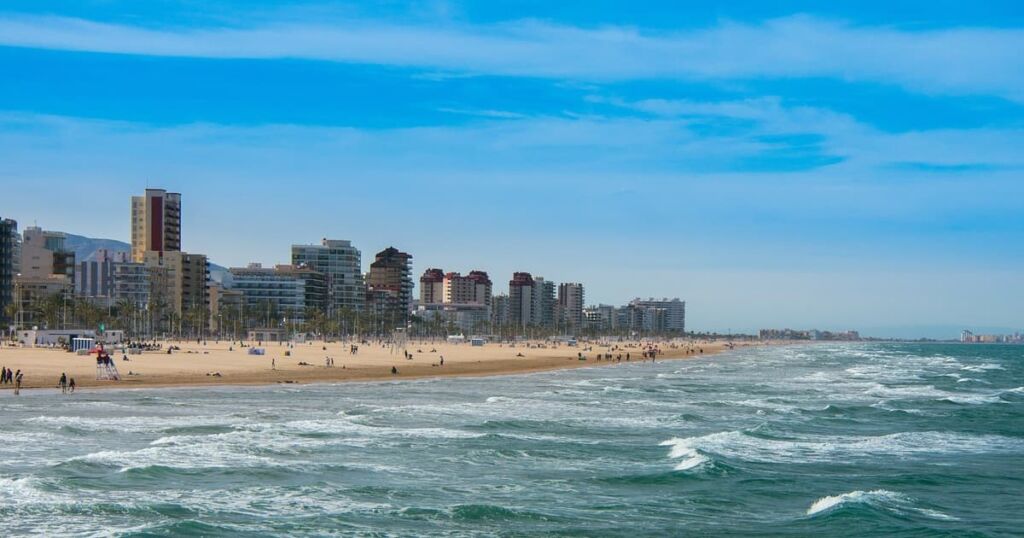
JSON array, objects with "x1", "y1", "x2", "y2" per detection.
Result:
[
  {"x1": 365, "y1": 247, "x2": 414, "y2": 321},
  {"x1": 557, "y1": 282, "x2": 585, "y2": 332},
  {"x1": 0, "y1": 217, "x2": 15, "y2": 325},
  {"x1": 228, "y1": 263, "x2": 327, "y2": 322},
  {"x1": 291, "y1": 239, "x2": 365, "y2": 314},
  {"x1": 131, "y1": 188, "x2": 181, "y2": 262}
]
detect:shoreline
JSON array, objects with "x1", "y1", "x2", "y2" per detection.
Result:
[{"x1": 0, "y1": 339, "x2": 763, "y2": 394}]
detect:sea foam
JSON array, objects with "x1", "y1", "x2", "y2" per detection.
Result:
[{"x1": 807, "y1": 489, "x2": 958, "y2": 520}]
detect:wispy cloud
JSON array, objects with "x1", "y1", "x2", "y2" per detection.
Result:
[{"x1": 1, "y1": 15, "x2": 1022, "y2": 100}]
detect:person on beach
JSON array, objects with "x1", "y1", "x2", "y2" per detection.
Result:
[
  {"x1": 440, "y1": 356, "x2": 444, "y2": 366},
  {"x1": 58, "y1": 372, "x2": 68, "y2": 394},
  {"x1": 272, "y1": 358, "x2": 276, "y2": 370},
  {"x1": 391, "y1": 366, "x2": 398, "y2": 375},
  {"x1": 69, "y1": 378, "x2": 76, "y2": 393},
  {"x1": 14, "y1": 370, "x2": 22, "y2": 395}
]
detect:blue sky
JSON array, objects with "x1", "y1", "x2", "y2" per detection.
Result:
[{"x1": 1, "y1": 1, "x2": 1022, "y2": 337}]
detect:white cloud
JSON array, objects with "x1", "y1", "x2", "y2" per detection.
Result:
[{"x1": 0, "y1": 15, "x2": 1022, "y2": 100}]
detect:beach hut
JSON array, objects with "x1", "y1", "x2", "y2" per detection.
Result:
[{"x1": 71, "y1": 337, "x2": 95, "y2": 353}]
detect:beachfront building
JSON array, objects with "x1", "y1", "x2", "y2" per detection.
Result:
[
  {"x1": 442, "y1": 271, "x2": 492, "y2": 308},
  {"x1": 491, "y1": 293, "x2": 509, "y2": 328},
  {"x1": 414, "y1": 303, "x2": 490, "y2": 333},
  {"x1": 143, "y1": 250, "x2": 209, "y2": 324},
  {"x1": 75, "y1": 249, "x2": 134, "y2": 306},
  {"x1": 419, "y1": 268, "x2": 444, "y2": 304},
  {"x1": 0, "y1": 217, "x2": 16, "y2": 326},
  {"x1": 131, "y1": 188, "x2": 182, "y2": 262},
  {"x1": 112, "y1": 260, "x2": 150, "y2": 308},
  {"x1": 20, "y1": 226, "x2": 75, "y2": 281},
  {"x1": 583, "y1": 304, "x2": 619, "y2": 332},
  {"x1": 13, "y1": 226, "x2": 76, "y2": 326},
  {"x1": 228, "y1": 263, "x2": 327, "y2": 323},
  {"x1": 628, "y1": 298, "x2": 686, "y2": 333},
  {"x1": 557, "y1": 282, "x2": 585, "y2": 333},
  {"x1": 364, "y1": 247, "x2": 413, "y2": 322},
  {"x1": 532, "y1": 277, "x2": 556, "y2": 328},
  {"x1": 291, "y1": 239, "x2": 364, "y2": 314},
  {"x1": 208, "y1": 282, "x2": 243, "y2": 334},
  {"x1": 508, "y1": 272, "x2": 535, "y2": 329}
]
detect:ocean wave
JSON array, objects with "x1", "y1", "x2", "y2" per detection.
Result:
[
  {"x1": 661, "y1": 430, "x2": 1022, "y2": 466},
  {"x1": 659, "y1": 438, "x2": 711, "y2": 471},
  {"x1": 806, "y1": 489, "x2": 957, "y2": 521},
  {"x1": 961, "y1": 363, "x2": 1005, "y2": 372}
]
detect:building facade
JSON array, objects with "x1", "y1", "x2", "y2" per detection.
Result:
[
  {"x1": 291, "y1": 239, "x2": 364, "y2": 314},
  {"x1": 228, "y1": 263, "x2": 327, "y2": 322},
  {"x1": 0, "y1": 217, "x2": 15, "y2": 326},
  {"x1": 20, "y1": 226, "x2": 75, "y2": 281},
  {"x1": 532, "y1": 277, "x2": 556, "y2": 328},
  {"x1": 419, "y1": 268, "x2": 444, "y2": 304},
  {"x1": 131, "y1": 188, "x2": 182, "y2": 262},
  {"x1": 112, "y1": 260, "x2": 150, "y2": 308},
  {"x1": 365, "y1": 247, "x2": 413, "y2": 321},
  {"x1": 144, "y1": 251, "x2": 209, "y2": 319},
  {"x1": 508, "y1": 272, "x2": 535, "y2": 329},
  {"x1": 75, "y1": 249, "x2": 131, "y2": 305},
  {"x1": 442, "y1": 271, "x2": 492, "y2": 307},
  {"x1": 557, "y1": 282, "x2": 585, "y2": 332},
  {"x1": 628, "y1": 298, "x2": 686, "y2": 332}
]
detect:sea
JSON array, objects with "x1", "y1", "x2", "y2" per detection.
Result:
[{"x1": 1, "y1": 343, "x2": 1022, "y2": 536}]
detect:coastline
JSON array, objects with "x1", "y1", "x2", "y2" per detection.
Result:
[{"x1": 0, "y1": 339, "x2": 762, "y2": 393}]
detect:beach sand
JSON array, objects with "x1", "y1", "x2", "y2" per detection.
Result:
[{"x1": 0, "y1": 339, "x2": 749, "y2": 392}]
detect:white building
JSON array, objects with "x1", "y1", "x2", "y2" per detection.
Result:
[{"x1": 291, "y1": 239, "x2": 364, "y2": 313}]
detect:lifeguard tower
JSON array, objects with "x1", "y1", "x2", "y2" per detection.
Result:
[{"x1": 92, "y1": 344, "x2": 121, "y2": 381}]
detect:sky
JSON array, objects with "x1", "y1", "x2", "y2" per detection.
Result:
[{"x1": 0, "y1": 1, "x2": 1022, "y2": 338}]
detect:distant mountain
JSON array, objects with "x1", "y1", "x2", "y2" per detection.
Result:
[
  {"x1": 62, "y1": 233, "x2": 228, "y2": 281},
  {"x1": 64, "y1": 233, "x2": 130, "y2": 261}
]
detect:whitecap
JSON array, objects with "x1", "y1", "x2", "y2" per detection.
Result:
[
  {"x1": 807, "y1": 489, "x2": 908, "y2": 516},
  {"x1": 806, "y1": 489, "x2": 957, "y2": 520},
  {"x1": 659, "y1": 438, "x2": 710, "y2": 471}
]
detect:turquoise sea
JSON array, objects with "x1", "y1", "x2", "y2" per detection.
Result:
[{"x1": 1, "y1": 343, "x2": 1022, "y2": 536}]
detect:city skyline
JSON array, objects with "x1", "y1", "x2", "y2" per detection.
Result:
[{"x1": 1, "y1": 2, "x2": 1022, "y2": 337}]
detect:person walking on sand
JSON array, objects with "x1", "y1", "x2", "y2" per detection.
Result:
[
  {"x1": 59, "y1": 372, "x2": 68, "y2": 394},
  {"x1": 14, "y1": 370, "x2": 23, "y2": 395},
  {"x1": 272, "y1": 358, "x2": 276, "y2": 370},
  {"x1": 69, "y1": 378, "x2": 76, "y2": 393}
]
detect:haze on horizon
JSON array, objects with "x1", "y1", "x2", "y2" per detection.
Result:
[{"x1": 1, "y1": 1, "x2": 1021, "y2": 339}]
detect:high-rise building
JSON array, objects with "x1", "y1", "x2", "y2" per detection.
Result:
[
  {"x1": 628, "y1": 298, "x2": 686, "y2": 333},
  {"x1": 75, "y1": 249, "x2": 130, "y2": 305},
  {"x1": 291, "y1": 239, "x2": 364, "y2": 313},
  {"x1": 419, "y1": 268, "x2": 444, "y2": 304},
  {"x1": 112, "y1": 260, "x2": 150, "y2": 308},
  {"x1": 131, "y1": 188, "x2": 182, "y2": 262},
  {"x1": 557, "y1": 282, "x2": 585, "y2": 332},
  {"x1": 533, "y1": 277, "x2": 556, "y2": 328},
  {"x1": 228, "y1": 263, "x2": 327, "y2": 322},
  {"x1": 364, "y1": 247, "x2": 413, "y2": 321},
  {"x1": 144, "y1": 251, "x2": 209, "y2": 318},
  {"x1": 508, "y1": 272, "x2": 534, "y2": 328},
  {"x1": 20, "y1": 226, "x2": 75, "y2": 281},
  {"x1": 491, "y1": 293, "x2": 510, "y2": 328},
  {"x1": 466, "y1": 271, "x2": 493, "y2": 308},
  {"x1": 0, "y1": 217, "x2": 16, "y2": 325}
]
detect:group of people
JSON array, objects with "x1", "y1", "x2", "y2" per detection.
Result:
[
  {"x1": 1, "y1": 366, "x2": 24, "y2": 394},
  {"x1": 58, "y1": 372, "x2": 76, "y2": 394}
]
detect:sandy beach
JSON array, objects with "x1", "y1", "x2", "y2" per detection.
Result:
[{"x1": 0, "y1": 339, "x2": 750, "y2": 392}]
